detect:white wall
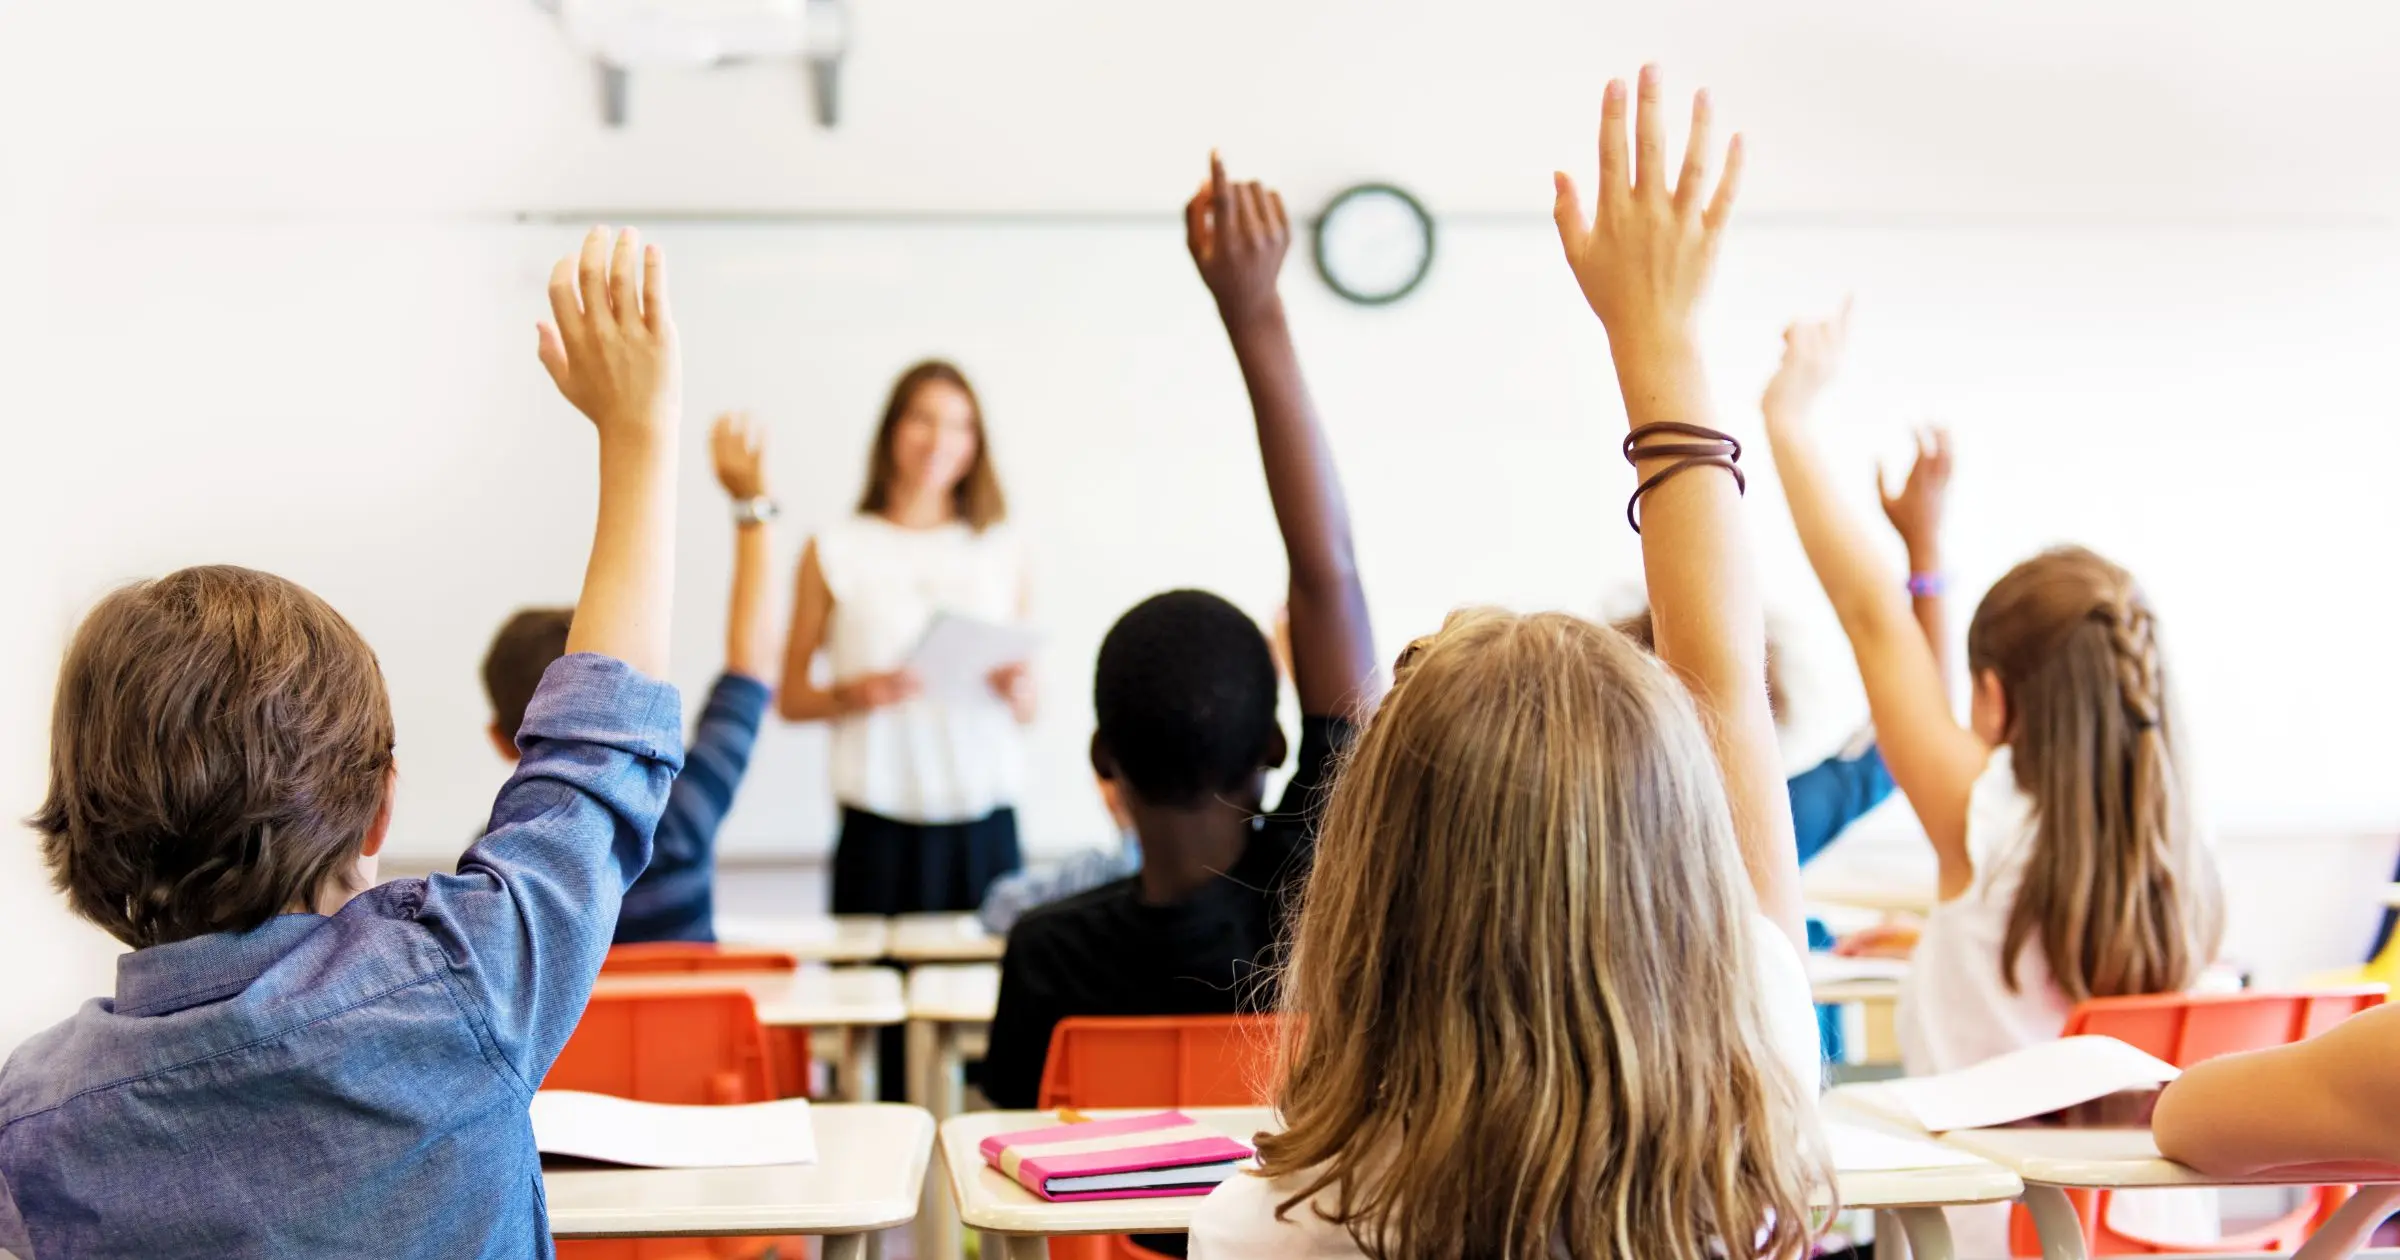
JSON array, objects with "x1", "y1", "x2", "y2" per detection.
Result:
[{"x1": 7, "y1": 0, "x2": 2400, "y2": 1046}]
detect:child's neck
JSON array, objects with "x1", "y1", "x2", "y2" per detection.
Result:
[{"x1": 1129, "y1": 797, "x2": 1257, "y2": 906}]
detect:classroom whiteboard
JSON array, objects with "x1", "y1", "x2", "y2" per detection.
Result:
[{"x1": 37, "y1": 216, "x2": 2400, "y2": 862}]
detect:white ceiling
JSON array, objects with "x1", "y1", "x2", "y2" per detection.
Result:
[{"x1": 11, "y1": 0, "x2": 2400, "y2": 220}]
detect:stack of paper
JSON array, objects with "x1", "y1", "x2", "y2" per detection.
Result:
[
  {"x1": 907, "y1": 614, "x2": 1040, "y2": 702},
  {"x1": 532, "y1": 1091, "x2": 818, "y2": 1168}
]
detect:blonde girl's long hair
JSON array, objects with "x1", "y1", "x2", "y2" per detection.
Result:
[
  {"x1": 1966, "y1": 546, "x2": 2224, "y2": 1002},
  {"x1": 1254, "y1": 609, "x2": 1829, "y2": 1260}
]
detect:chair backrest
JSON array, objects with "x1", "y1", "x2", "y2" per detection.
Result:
[
  {"x1": 545, "y1": 991, "x2": 776, "y2": 1104},
  {"x1": 599, "y1": 943, "x2": 799, "y2": 975},
  {"x1": 2060, "y1": 986, "x2": 2386, "y2": 1067},
  {"x1": 1036, "y1": 1014, "x2": 1279, "y2": 1109}
]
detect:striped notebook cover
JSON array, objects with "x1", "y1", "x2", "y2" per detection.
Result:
[{"x1": 978, "y1": 1111, "x2": 1255, "y2": 1202}]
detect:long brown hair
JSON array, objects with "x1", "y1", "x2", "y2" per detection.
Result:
[
  {"x1": 1967, "y1": 546, "x2": 2223, "y2": 1002},
  {"x1": 855, "y1": 360, "x2": 1007, "y2": 530},
  {"x1": 1256, "y1": 609, "x2": 1828, "y2": 1260}
]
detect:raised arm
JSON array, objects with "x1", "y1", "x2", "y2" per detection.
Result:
[
  {"x1": 1551, "y1": 68, "x2": 1802, "y2": 948},
  {"x1": 2153, "y1": 1003, "x2": 2400, "y2": 1175},
  {"x1": 712, "y1": 412, "x2": 779, "y2": 683},
  {"x1": 1759, "y1": 309, "x2": 1986, "y2": 895},
  {"x1": 1878, "y1": 427, "x2": 1954, "y2": 678},
  {"x1": 1186, "y1": 154, "x2": 1379, "y2": 721},
  {"x1": 537, "y1": 226, "x2": 680, "y2": 677}
]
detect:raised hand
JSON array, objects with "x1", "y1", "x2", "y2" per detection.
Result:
[
  {"x1": 538, "y1": 226, "x2": 681, "y2": 443},
  {"x1": 1186, "y1": 152, "x2": 1290, "y2": 326},
  {"x1": 1552, "y1": 65, "x2": 1742, "y2": 349},
  {"x1": 1878, "y1": 428, "x2": 1954, "y2": 557},
  {"x1": 712, "y1": 411, "x2": 769, "y2": 501},
  {"x1": 1762, "y1": 301, "x2": 1852, "y2": 423}
]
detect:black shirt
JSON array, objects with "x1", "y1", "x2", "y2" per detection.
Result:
[{"x1": 980, "y1": 716, "x2": 1352, "y2": 1109}]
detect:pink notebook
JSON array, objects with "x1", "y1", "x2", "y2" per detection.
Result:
[{"x1": 978, "y1": 1110, "x2": 1256, "y2": 1202}]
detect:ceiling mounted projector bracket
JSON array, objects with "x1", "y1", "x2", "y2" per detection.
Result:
[{"x1": 538, "y1": 0, "x2": 851, "y2": 128}]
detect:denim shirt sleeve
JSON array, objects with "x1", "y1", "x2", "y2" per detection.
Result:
[
  {"x1": 409, "y1": 653, "x2": 684, "y2": 1093},
  {"x1": 1786, "y1": 742, "x2": 1895, "y2": 866}
]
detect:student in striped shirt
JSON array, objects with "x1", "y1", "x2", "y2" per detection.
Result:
[{"x1": 481, "y1": 412, "x2": 782, "y2": 943}]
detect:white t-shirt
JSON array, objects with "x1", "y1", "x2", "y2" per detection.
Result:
[
  {"x1": 1895, "y1": 747, "x2": 2073, "y2": 1076},
  {"x1": 813, "y1": 514, "x2": 1026, "y2": 825},
  {"x1": 1187, "y1": 915, "x2": 1821, "y2": 1259}
]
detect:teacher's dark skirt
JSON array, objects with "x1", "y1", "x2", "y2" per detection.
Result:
[
  {"x1": 830, "y1": 804, "x2": 1022, "y2": 916},
  {"x1": 832, "y1": 805, "x2": 1022, "y2": 1101}
]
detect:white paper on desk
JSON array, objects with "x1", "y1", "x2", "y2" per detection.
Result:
[
  {"x1": 1825, "y1": 1121, "x2": 1991, "y2": 1171},
  {"x1": 532, "y1": 1091, "x2": 818, "y2": 1168},
  {"x1": 905, "y1": 614, "x2": 1039, "y2": 702},
  {"x1": 1883, "y1": 1036, "x2": 2180, "y2": 1133}
]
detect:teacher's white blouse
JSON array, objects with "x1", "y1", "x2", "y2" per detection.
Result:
[{"x1": 814, "y1": 514, "x2": 1026, "y2": 825}]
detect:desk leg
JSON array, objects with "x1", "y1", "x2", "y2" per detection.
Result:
[
  {"x1": 2024, "y1": 1186, "x2": 2091, "y2": 1260},
  {"x1": 1860, "y1": 996, "x2": 1901, "y2": 1065},
  {"x1": 1872, "y1": 1210, "x2": 1910, "y2": 1260},
  {"x1": 1000, "y1": 1237, "x2": 1051, "y2": 1260},
  {"x1": 844, "y1": 1026, "x2": 880, "y2": 1102},
  {"x1": 937, "y1": 1023, "x2": 964, "y2": 1122},
  {"x1": 1894, "y1": 1208, "x2": 1953, "y2": 1260},
  {"x1": 911, "y1": 1021, "x2": 966, "y2": 1260},
  {"x1": 906, "y1": 1019, "x2": 934, "y2": 1109},
  {"x1": 822, "y1": 1235, "x2": 867, "y2": 1260}
]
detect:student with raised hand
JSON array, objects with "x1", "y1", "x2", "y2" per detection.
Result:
[
  {"x1": 0, "y1": 227, "x2": 687, "y2": 1257},
  {"x1": 1190, "y1": 68, "x2": 1827, "y2": 1260},
  {"x1": 481, "y1": 410, "x2": 782, "y2": 944},
  {"x1": 1759, "y1": 303, "x2": 2224, "y2": 1077},
  {"x1": 979, "y1": 153, "x2": 1381, "y2": 1113}
]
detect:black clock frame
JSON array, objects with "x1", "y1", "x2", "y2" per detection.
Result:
[{"x1": 1311, "y1": 182, "x2": 1436, "y2": 307}]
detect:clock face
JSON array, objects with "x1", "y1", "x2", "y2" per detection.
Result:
[{"x1": 1312, "y1": 184, "x2": 1435, "y2": 306}]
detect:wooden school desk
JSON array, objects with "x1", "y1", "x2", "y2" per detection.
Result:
[
  {"x1": 888, "y1": 912, "x2": 1008, "y2": 963},
  {"x1": 589, "y1": 966, "x2": 907, "y2": 1101},
  {"x1": 905, "y1": 963, "x2": 1001, "y2": 1260},
  {"x1": 714, "y1": 913, "x2": 892, "y2": 964},
  {"x1": 940, "y1": 1107, "x2": 2022, "y2": 1260},
  {"x1": 1934, "y1": 1126, "x2": 2400, "y2": 1260},
  {"x1": 545, "y1": 1102, "x2": 933, "y2": 1259}
]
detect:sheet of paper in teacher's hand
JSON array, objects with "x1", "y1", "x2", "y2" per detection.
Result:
[
  {"x1": 906, "y1": 613, "x2": 1040, "y2": 702},
  {"x1": 532, "y1": 1091, "x2": 818, "y2": 1168}
]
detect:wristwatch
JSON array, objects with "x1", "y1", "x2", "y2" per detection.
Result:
[{"x1": 733, "y1": 497, "x2": 782, "y2": 527}]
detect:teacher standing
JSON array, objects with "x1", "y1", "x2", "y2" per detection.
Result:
[{"x1": 778, "y1": 360, "x2": 1033, "y2": 915}]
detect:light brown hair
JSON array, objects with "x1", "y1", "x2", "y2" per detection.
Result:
[
  {"x1": 1256, "y1": 609, "x2": 1828, "y2": 1260},
  {"x1": 856, "y1": 360, "x2": 1007, "y2": 531},
  {"x1": 1967, "y1": 546, "x2": 2223, "y2": 1002},
  {"x1": 31, "y1": 566, "x2": 396, "y2": 949},
  {"x1": 484, "y1": 607, "x2": 573, "y2": 744}
]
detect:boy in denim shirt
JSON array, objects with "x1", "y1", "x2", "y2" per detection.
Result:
[
  {"x1": 482, "y1": 413, "x2": 782, "y2": 945},
  {"x1": 0, "y1": 227, "x2": 687, "y2": 1259}
]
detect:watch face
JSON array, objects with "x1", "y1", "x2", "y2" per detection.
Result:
[{"x1": 1313, "y1": 184, "x2": 1435, "y2": 306}]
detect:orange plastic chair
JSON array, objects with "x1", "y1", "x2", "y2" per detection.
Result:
[
  {"x1": 598, "y1": 943, "x2": 799, "y2": 974},
  {"x1": 1034, "y1": 1015, "x2": 1281, "y2": 1260},
  {"x1": 2008, "y1": 986, "x2": 2387, "y2": 1257},
  {"x1": 546, "y1": 991, "x2": 807, "y2": 1260}
]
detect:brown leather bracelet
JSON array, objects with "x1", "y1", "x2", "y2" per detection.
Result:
[
  {"x1": 1627, "y1": 456, "x2": 1747, "y2": 534},
  {"x1": 1623, "y1": 421, "x2": 1743, "y2": 466}
]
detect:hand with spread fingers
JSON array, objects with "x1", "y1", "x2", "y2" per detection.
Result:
[
  {"x1": 1552, "y1": 65, "x2": 1743, "y2": 351},
  {"x1": 537, "y1": 225, "x2": 682, "y2": 444}
]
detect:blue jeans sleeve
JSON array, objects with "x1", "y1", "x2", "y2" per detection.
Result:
[
  {"x1": 615, "y1": 673, "x2": 769, "y2": 944},
  {"x1": 410, "y1": 653, "x2": 684, "y2": 1093},
  {"x1": 1786, "y1": 743, "x2": 1895, "y2": 866}
]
